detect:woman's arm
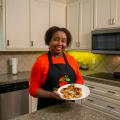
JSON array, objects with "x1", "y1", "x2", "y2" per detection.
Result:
[{"x1": 34, "y1": 88, "x2": 63, "y2": 100}]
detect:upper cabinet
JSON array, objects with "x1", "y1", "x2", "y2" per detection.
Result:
[
  {"x1": 50, "y1": 0, "x2": 66, "y2": 27},
  {"x1": 30, "y1": 0, "x2": 49, "y2": 50},
  {"x1": 79, "y1": 0, "x2": 93, "y2": 50},
  {"x1": 2, "y1": 0, "x2": 120, "y2": 51},
  {"x1": 0, "y1": 0, "x2": 66, "y2": 51},
  {"x1": 5, "y1": 0, "x2": 30, "y2": 50},
  {"x1": 67, "y1": 0, "x2": 93, "y2": 50},
  {"x1": 0, "y1": 3, "x2": 3, "y2": 50},
  {"x1": 30, "y1": 0, "x2": 66, "y2": 50},
  {"x1": 94, "y1": 0, "x2": 120, "y2": 29},
  {"x1": 0, "y1": 0, "x2": 2, "y2": 6},
  {"x1": 67, "y1": 0, "x2": 79, "y2": 49}
]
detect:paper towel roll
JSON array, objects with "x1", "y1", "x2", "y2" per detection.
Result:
[{"x1": 10, "y1": 58, "x2": 18, "y2": 75}]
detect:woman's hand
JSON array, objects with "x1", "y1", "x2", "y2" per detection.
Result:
[{"x1": 51, "y1": 90, "x2": 64, "y2": 100}]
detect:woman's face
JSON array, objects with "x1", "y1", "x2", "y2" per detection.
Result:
[{"x1": 49, "y1": 31, "x2": 67, "y2": 55}]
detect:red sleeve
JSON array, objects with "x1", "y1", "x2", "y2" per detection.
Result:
[
  {"x1": 75, "y1": 68, "x2": 84, "y2": 84},
  {"x1": 29, "y1": 57, "x2": 42, "y2": 96}
]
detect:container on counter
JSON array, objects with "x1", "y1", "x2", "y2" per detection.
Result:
[{"x1": 9, "y1": 58, "x2": 18, "y2": 75}]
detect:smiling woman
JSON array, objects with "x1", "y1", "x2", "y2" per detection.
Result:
[{"x1": 29, "y1": 26, "x2": 84, "y2": 110}]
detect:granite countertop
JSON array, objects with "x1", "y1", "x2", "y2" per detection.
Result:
[
  {"x1": 0, "y1": 71, "x2": 30, "y2": 85},
  {"x1": 10, "y1": 102, "x2": 119, "y2": 120},
  {"x1": 0, "y1": 71, "x2": 120, "y2": 87}
]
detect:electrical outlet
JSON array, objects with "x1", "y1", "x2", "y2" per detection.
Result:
[{"x1": 92, "y1": 57, "x2": 96, "y2": 64}]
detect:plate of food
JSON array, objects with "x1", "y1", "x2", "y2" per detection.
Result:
[{"x1": 57, "y1": 83, "x2": 90, "y2": 100}]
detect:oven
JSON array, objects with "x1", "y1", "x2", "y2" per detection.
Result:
[{"x1": 0, "y1": 81, "x2": 29, "y2": 120}]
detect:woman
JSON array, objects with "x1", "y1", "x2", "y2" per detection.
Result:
[{"x1": 29, "y1": 26, "x2": 84, "y2": 110}]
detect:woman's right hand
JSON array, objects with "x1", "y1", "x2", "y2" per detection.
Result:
[{"x1": 51, "y1": 90, "x2": 64, "y2": 100}]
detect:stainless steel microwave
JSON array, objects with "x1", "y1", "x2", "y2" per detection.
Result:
[{"x1": 92, "y1": 28, "x2": 120, "y2": 54}]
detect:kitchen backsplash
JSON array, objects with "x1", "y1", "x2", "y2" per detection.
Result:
[
  {"x1": 0, "y1": 51, "x2": 120, "y2": 75},
  {"x1": 0, "y1": 52, "x2": 40, "y2": 74},
  {"x1": 68, "y1": 51, "x2": 120, "y2": 73}
]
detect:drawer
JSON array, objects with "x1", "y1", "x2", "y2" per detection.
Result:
[
  {"x1": 82, "y1": 95, "x2": 120, "y2": 117},
  {"x1": 85, "y1": 82, "x2": 120, "y2": 101}
]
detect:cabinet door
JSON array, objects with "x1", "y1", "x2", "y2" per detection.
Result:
[
  {"x1": 5, "y1": 0, "x2": 29, "y2": 49},
  {"x1": 29, "y1": 95, "x2": 37, "y2": 112},
  {"x1": 0, "y1": 0, "x2": 2, "y2": 6},
  {"x1": 50, "y1": 0, "x2": 66, "y2": 27},
  {"x1": 30, "y1": 0, "x2": 49, "y2": 49},
  {"x1": 0, "y1": 5, "x2": 3, "y2": 50},
  {"x1": 115, "y1": 0, "x2": 120, "y2": 26},
  {"x1": 111, "y1": 0, "x2": 120, "y2": 26},
  {"x1": 79, "y1": 0, "x2": 93, "y2": 50},
  {"x1": 67, "y1": 1, "x2": 79, "y2": 49},
  {"x1": 94, "y1": 0, "x2": 111, "y2": 29}
]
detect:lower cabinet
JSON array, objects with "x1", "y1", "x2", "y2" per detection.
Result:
[
  {"x1": 29, "y1": 95, "x2": 37, "y2": 113},
  {"x1": 81, "y1": 80, "x2": 120, "y2": 118},
  {"x1": 82, "y1": 93, "x2": 120, "y2": 117}
]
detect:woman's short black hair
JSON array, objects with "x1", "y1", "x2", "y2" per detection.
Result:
[{"x1": 44, "y1": 26, "x2": 72, "y2": 47}]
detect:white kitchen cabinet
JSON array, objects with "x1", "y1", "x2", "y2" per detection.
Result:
[
  {"x1": 0, "y1": 0, "x2": 67, "y2": 51},
  {"x1": 30, "y1": 0, "x2": 66, "y2": 50},
  {"x1": 0, "y1": 5, "x2": 3, "y2": 50},
  {"x1": 67, "y1": 0, "x2": 93, "y2": 50},
  {"x1": 94, "y1": 0, "x2": 120, "y2": 29},
  {"x1": 67, "y1": 0, "x2": 79, "y2": 49},
  {"x1": 50, "y1": 0, "x2": 66, "y2": 27},
  {"x1": 82, "y1": 80, "x2": 120, "y2": 117},
  {"x1": 79, "y1": 0, "x2": 93, "y2": 50},
  {"x1": 5, "y1": 0, "x2": 30, "y2": 50},
  {"x1": 30, "y1": 0, "x2": 49, "y2": 50},
  {"x1": 0, "y1": 0, "x2": 2, "y2": 6}
]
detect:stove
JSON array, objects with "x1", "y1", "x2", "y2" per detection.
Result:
[{"x1": 86, "y1": 72, "x2": 120, "y2": 82}]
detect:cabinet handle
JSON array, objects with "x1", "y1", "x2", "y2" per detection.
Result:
[
  {"x1": 7, "y1": 40, "x2": 10, "y2": 46},
  {"x1": 31, "y1": 41, "x2": 33, "y2": 47},
  {"x1": 107, "y1": 91, "x2": 116, "y2": 94},
  {"x1": 87, "y1": 99, "x2": 94, "y2": 102},
  {"x1": 109, "y1": 18, "x2": 112, "y2": 25},
  {"x1": 75, "y1": 42, "x2": 78, "y2": 47},
  {"x1": 78, "y1": 41, "x2": 80, "y2": 48},
  {"x1": 112, "y1": 18, "x2": 115, "y2": 24},
  {"x1": 107, "y1": 105, "x2": 115, "y2": 110}
]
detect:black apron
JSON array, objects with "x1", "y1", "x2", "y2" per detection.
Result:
[{"x1": 37, "y1": 51, "x2": 77, "y2": 110}]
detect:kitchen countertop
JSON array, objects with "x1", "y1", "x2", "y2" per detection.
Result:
[
  {"x1": 0, "y1": 71, "x2": 30, "y2": 85},
  {"x1": 10, "y1": 102, "x2": 119, "y2": 120},
  {"x1": 0, "y1": 71, "x2": 120, "y2": 87}
]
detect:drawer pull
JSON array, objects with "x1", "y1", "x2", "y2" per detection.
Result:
[
  {"x1": 87, "y1": 99, "x2": 94, "y2": 102},
  {"x1": 87, "y1": 86, "x2": 95, "y2": 89},
  {"x1": 107, "y1": 105, "x2": 115, "y2": 110},
  {"x1": 107, "y1": 91, "x2": 116, "y2": 94}
]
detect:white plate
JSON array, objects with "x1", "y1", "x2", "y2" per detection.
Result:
[{"x1": 57, "y1": 84, "x2": 90, "y2": 100}]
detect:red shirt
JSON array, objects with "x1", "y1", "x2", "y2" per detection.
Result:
[{"x1": 29, "y1": 52, "x2": 84, "y2": 96}]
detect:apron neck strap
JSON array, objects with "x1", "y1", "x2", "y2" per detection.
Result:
[{"x1": 48, "y1": 51, "x2": 68, "y2": 65}]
